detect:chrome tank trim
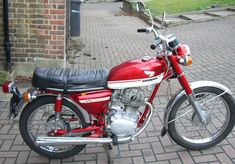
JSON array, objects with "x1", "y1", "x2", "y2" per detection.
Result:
[
  {"x1": 163, "y1": 81, "x2": 232, "y2": 130},
  {"x1": 107, "y1": 73, "x2": 164, "y2": 89},
  {"x1": 35, "y1": 102, "x2": 154, "y2": 146}
]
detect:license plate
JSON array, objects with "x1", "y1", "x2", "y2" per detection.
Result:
[{"x1": 8, "y1": 94, "x2": 23, "y2": 119}]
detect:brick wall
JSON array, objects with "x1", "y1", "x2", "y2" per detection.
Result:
[{"x1": 0, "y1": 0, "x2": 67, "y2": 76}]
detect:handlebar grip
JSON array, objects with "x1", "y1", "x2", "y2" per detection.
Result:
[
  {"x1": 150, "y1": 37, "x2": 162, "y2": 50},
  {"x1": 137, "y1": 29, "x2": 147, "y2": 33}
]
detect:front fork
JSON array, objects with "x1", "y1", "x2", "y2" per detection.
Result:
[{"x1": 169, "y1": 56, "x2": 209, "y2": 124}]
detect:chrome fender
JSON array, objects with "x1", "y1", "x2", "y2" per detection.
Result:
[{"x1": 162, "y1": 81, "x2": 232, "y2": 131}]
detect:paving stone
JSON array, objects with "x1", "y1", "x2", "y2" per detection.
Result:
[
  {"x1": 0, "y1": 125, "x2": 12, "y2": 134},
  {"x1": 138, "y1": 136, "x2": 159, "y2": 143},
  {"x1": 193, "y1": 155, "x2": 217, "y2": 163},
  {"x1": 97, "y1": 153, "x2": 108, "y2": 164},
  {"x1": 13, "y1": 135, "x2": 24, "y2": 145},
  {"x1": 151, "y1": 142, "x2": 165, "y2": 154},
  {"x1": 11, "y1": 145, "x2": 30, "y2": 151},
  {"x1": 170, "y1": 159, "x2": 182, "y2": 164},
  {"x1": 142, "y1": 148, "x2": 156, "y2": 162},
  {"x1": 120, "y1": 150, "x2": 142, "y2": 158},
  {"x1": 4, "y1": 158, "x2": 16, "y2": 164},
  {"x1": 85, "y1": 161, "x2": 95, "y2": 164},
  {"x1": 132, "y1": 156, "x2": 145, "y2": 164},
  {"x1": 0, "y1": 158, "x2": 5, "y2": 163},
  {"x1": 0, "y1": 140, "x2": 13, "y2": 151},
  {"x1": 156, "y1": 152, "x2": 178, "y2": 161},
  {"x1": 0, "y1": 151, "x2": 18, "y2": 158},
  {"x1": 62, "y1": 162, "x2": 84, "y2": 164},
  {"x1": 27, "y1": 156, "x2": 49, "y2": 164},
  {"x1": 222, "y1": 145, "x2": 235, "y2": 158},
  {"x1": 118, "y1": 144, "x2": 130, "y2": 151},
  {"x1": 112, "y1": 157, "x2": 132, "y2": 164},
  {"x1": 74, "y1": 154, "x2": 96, "y2": 161},
  {"x1": 16, "y1": 151, "x2": 30, "y2": 164},
  {"x1": 85, "y1": 146, "x2": 105, "y2": 154},
  {"x1": 216, "y1": 153, "x2": 233, "y2": 164},
  {"x1": 62, "y1": 156, "x2": 74, "y2": 162},
  {"x1": 129, "y1": 143, "x2": 151, "y2": 150},
  {"x1": 178, "y1": 151, "x2": 194, "y2": 164}
]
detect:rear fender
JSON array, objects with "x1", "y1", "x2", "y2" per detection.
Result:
[
  {"x1": 22, "y1": 94, "x2": 91, "y2": 124},
  {"x1": 162, "y1": 81, "x2": 232, "y2": 131}
]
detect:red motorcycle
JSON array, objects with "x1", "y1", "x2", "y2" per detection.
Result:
[{"x1": 2, "y1": 2, "x2": 235, "y2": 159}]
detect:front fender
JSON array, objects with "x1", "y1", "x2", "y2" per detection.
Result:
[{"x1": 162, "y1": 81, "x2": 232, "y2": 131}]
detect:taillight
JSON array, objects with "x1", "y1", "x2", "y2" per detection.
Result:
[{"x1": 2, "y1": 81, "x2": 13, "y2": 93}]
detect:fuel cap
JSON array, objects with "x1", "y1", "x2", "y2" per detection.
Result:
[{"x1": 142, "y1": 56, "x2": 151, "y2": 62}]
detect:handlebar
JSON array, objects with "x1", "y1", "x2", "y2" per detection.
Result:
[
  {"x1": 150, "y1": 37, "x2": 162, "y2": 50},
  {"x1": 137, "y1": 28, "x2": 147, "y2": 33}
]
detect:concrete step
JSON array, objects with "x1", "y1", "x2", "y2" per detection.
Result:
[
  {"x1": 227, "y1": 7, "x2": 235, "y2": 12},
  {"x1": 155, "y1": 16, "x2": 190, "y2": 27},
  {"x1": 205, "y1": 10, "x2": 235, "y2": 17},
  {"x1": 179, "y1": 13, "x2": 217, "y2": 22}
]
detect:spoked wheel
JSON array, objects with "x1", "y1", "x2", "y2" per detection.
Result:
[
  {"x1": 168, "y1": 87, "x2": 235, "y2": 150},
  {"x1": 19, "y1": 96, "x2": 87, "y2": 159}
]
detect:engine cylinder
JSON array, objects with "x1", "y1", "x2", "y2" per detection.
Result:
[{"x1": 108, "y1": 88, "x2": 145, "y2": 137}]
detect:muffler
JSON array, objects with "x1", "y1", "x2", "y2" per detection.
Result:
[{"x1": 35, "y1": 136, "x2": 132, "y2": 146}]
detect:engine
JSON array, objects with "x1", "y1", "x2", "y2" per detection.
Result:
[{"x1": 107, "y1": 88, "x2": 145, "y2": 137}]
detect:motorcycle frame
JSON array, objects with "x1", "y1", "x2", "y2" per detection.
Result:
[{"x1": 47, "y1": 55, "x2": 193, "y2": 138}]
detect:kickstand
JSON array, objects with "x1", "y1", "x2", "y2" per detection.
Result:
[{"x1": 103, "y1": 143, "x2": 113, "y2": 164}]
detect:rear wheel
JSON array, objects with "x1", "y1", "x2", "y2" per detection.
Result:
[
  {"x1": 19, "y1": 96, "x2": 87, "y2": 159},
  {"x1": 168, "y1": 87, "x2": 235, "y2": 150}
]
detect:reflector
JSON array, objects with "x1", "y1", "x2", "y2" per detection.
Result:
[{"x1": 2, "y1": 81, "x2": 12, "y2": 93}]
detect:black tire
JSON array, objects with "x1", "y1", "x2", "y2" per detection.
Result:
[
  {"x1": 19, "y1": 96, "x2": 87, "y2": 159},
  {"x1": 168, "y1": 86, "x2": 235, "y2": 150}
]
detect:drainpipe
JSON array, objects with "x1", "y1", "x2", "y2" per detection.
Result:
[{"x1": 3, "y1": 0, "x2": 12, "y2": 72}]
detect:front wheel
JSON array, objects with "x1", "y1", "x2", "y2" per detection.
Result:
[{"x1": 168, "y1": 86, "x2": 235, "y2": 150}]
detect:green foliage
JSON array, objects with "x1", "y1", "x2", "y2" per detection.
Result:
[
  {"x1": 0, "y1": 70, "x2": 8, "y2": 85},
  {"x1": 145, "y1": 0, "x2": 235, "y2": 15}
]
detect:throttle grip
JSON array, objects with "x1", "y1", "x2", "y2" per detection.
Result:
[
  {"x1": 137, "y1": 29, "x2": 147, "y2": 33},
  {"x1": 150, "y1": 38, "x2": 162, "y2": 50}
]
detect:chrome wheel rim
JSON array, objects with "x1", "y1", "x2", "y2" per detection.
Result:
[
  {"x1": 27, "y1": 104, "x2": 82, "y2": 153},
  {"x1": 172, "y1": 92, "x2": 230, "y2": 144}
]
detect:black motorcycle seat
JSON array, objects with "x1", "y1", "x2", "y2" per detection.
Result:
[{"x1": 32, "y1": 67, "x2": 110, "y2": 92}]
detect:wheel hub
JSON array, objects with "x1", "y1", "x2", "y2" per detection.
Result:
[
  {"x1": 192, "y1": 110, "x2": 211, "y2": 126},
  {"x1": 46, "y1": 115, "x2": 66, "y2": 136}
]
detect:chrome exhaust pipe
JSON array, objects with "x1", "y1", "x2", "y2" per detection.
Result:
[
  {"x1": 35, "y1": 136, "x2": 132, "y2": 146},
  {"x1": 35, "y1": 102, "x2": 153, "y2": 146}
]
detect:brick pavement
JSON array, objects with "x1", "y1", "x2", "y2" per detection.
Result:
[{"x1": 1, "y1": 2, "x2": 235, "y2": 164}]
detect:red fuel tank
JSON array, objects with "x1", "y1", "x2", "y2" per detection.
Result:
[{"x1": 108, "y1": 57, "x2": 166, "y2": 89}]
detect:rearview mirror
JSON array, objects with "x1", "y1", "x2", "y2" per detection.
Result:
[{"x1": 136, "y1": 2, "x2": 145, "y2": 13}]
